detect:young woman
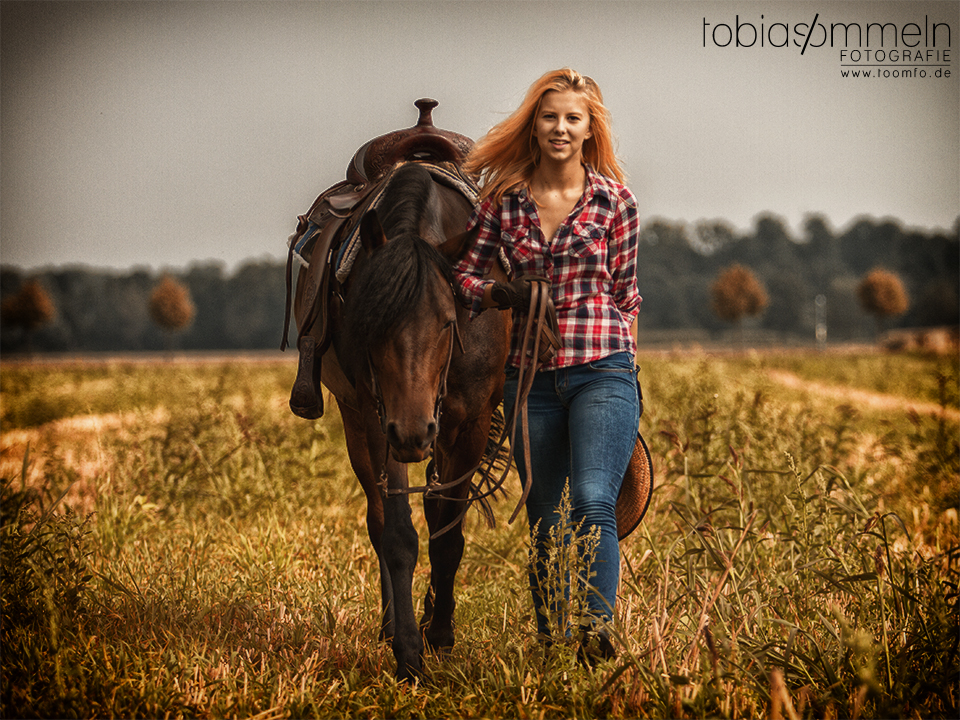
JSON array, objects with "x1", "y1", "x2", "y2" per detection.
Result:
[{"x1": 453, "y1": 68, "x2": 641, "y2": 660}]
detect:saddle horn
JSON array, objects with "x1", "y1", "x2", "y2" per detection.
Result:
[{"x1": 347, "y1": 99, "x2": 474, "y2": 186}]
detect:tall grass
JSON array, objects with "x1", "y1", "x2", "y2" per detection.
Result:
[{"x1": 1, "y1": 352, "x2": 957, "y2": 718}]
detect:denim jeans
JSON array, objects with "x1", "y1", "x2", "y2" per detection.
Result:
[{"x1": 504, "y1": 352, "x2": 640, "y2": 637}]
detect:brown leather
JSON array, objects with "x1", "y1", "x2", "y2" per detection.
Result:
[
  {"x1": 424, "y1": 278, "x2": 555, "y2": 538},
  {"x1": 507, "y1": 280, "x2": 553, "y2": 523},
  {"x1": 617, "y1": 432, "x2": 654, "y2": 539},
  {"x1": 529, "y1": 283, "x2": 560, "y2": 366},
  {"x1": 347, "y1": 99, "x2": 473, "y2": 185},
  {"x1": 296, "y1": 220, "x2": 340, "y2": 345},
  {"x1": 326, "y1": 192, "x2": 368, "y2": 213},
  {"x1": 284, "y1": 99, "x2": 477, "y2": 423},
  {"x1": 280, "y1": 179, "x2": 382, "y2": 353},
  {"x1": 290, "y1": 335, "x2": 323, "y2": 419},
  {"x1": 282, "y1": 184, "x2": 369, "y2": 416},
  {"x1": 281, "y1": 232, "x2": 296, "y2": 352},
  {"x1": 282, "y1": 181, "x2": 349, "y2": 352}
]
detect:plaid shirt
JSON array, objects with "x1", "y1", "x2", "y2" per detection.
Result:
[{"x1": 455, "y1": 166, "x2": 641, "y2": 369}]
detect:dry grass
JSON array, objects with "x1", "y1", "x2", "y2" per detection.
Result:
[{"x1": 1, "y1": 351, "x2": 957, "y2": 718}]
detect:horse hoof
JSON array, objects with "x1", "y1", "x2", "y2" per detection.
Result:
[
  {"x1": 424, "y1": 628, "x2": 455, "y2": 654},
  {"x1": 394, "y1": 652, "x2": 422, "y2": 682},
  {"x1": 397, "y1": 665, "x2": 420, "y2": 683}
]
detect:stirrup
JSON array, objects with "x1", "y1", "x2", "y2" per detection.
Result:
[{"x1": 289, "y1": 336, "x2": 324, "y2": 419}]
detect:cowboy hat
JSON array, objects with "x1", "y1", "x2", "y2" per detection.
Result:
[{"x1": 616, "y1": 432, "x2": 654, "y2": 540}]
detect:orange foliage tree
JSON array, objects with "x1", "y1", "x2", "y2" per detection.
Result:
[
  {"x1": 710, "y1": 264, "x2": 769, "y2": 329},
  {"x1": 0, "y1": 279, "x2": 56, "y2": 351},
  {"x1": 857, "y1": 267, "x2": 909, "y2": 335},
  {"x1": 149, "y1": 275, "x2": 195, "y2": 340}
]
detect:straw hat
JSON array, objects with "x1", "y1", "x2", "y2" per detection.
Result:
[{"x1": 616, "y1": 432, "x2": 654, "y2": 540}]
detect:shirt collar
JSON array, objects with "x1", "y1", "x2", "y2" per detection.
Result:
[
  {"x1": 514, "y1": 164, "x2": 614, "y2": 206},
  {"x1": 583, "y1": 165, "x2": 617, "y2": 206}
]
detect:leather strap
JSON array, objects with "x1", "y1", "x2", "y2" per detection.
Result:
[
  {"x1": 280, "y1": 228, "x2": 297, "y2": 351},
  {"x1": 423, "y1": 278, "x2": 557, "y2": 538}
]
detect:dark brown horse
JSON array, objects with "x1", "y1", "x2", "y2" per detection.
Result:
[{"x1": 292, "y1": 161, "x2": 509, "y2": 680}]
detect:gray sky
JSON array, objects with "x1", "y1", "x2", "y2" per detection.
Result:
[{"x1": 2, "y1": 0, "x2": 958, "y2": 272}]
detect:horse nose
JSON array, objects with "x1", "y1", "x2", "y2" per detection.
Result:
[{"x1": 386, "y1": 418, "x2": 438, "y2": 458}]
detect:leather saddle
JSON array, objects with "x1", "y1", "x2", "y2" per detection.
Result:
[
  {"x1": 347, "y1": 99, "x2": 473, "y2": 186},
  {"x1": 282, "y1": 100, "x2": 475, "y2": 419}
]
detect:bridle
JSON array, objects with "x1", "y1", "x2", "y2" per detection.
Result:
[
  {"x1": 372, "y1": 316, "x2": 464, "y2": 494},
  {"x1": 373, "y1": 278, "x2": 558, "y2": 539}
]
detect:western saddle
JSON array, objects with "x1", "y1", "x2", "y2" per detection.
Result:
[{"x1": 282, "y1": 99, "x2": 476, "y2": 419}]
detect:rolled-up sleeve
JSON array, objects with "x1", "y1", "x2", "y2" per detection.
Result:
[
  {"x1": 608, "y1": 188, "x2": 642, "y2": 325},
  {"x1": 454, "y1": 198, "x2": 501, "y2": 316}
]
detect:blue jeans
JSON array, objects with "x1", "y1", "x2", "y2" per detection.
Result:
[{"x1": 504, "y1": 352, "x2": 640, "y2": 637}]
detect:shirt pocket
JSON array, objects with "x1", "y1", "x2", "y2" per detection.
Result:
[
  {"x1": 567, "y1": 221, "x2": 608, "y2": 266},
  {"x1": 501, "y1": 227, "x2": 541, "y2": 270}
]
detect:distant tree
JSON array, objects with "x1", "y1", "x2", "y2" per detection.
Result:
[
  {"x1": 913, "y1": 279, "x2": 959, "y2": 327},
  {"x1": 711, "y1": 264, "x2": 769, "y2": 331},
  {"x1": 0, "y1": 279, "x2": 56, "y2": 351},
  {"x1": 693, "y1": 220, "x2": 737, "y2": 255},
  {"x1": 857, "y1": 267, "x2": 909, "y2": 335},
  {"x1": 753, "y1": 214, "x2": 796, "y2": 271},
  {"x1": 841, "y1": 219, "x2": 904, "y2": 275},
  {"x1": 640, "y1": 220, "x2": 698, "y2": 275},
  {"x1": 222, "y1": 260, "x2": 286, "y2": 348},
  {"x1": 802, "y1": 214, "x2": 845, "y2": 288},
  {"x1": 180, "y1": 262, "x2": 227, "y2": 349},
  {"x1": 762, "y1": 270, "x2": 808, "y2": 335},
  {"x1": 827, "y1": 276, "x2": 870, "y2": 341},
  {"x1": 149, "y1": 275, "x2": 195, "y2": 345}
]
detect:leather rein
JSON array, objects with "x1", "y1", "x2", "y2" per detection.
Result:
[{"x1": 374, "y1": 278, "x2": 558, "y2": 539}]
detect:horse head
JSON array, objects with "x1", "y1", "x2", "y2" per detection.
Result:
[{"x1": 344, "y1": 196, "x2": 462, "y2": 464}]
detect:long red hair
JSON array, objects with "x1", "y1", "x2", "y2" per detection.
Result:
[{"x1": 465, "y1": 68, "x2": 625, "y2": 203}]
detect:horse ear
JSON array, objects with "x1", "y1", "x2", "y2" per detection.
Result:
[
  {"x1": 438, "y1": 225, "x2": 478, "y2": 263},
  {"x1": 359, "y1": 209, "x2": 387, "y2": 255}
]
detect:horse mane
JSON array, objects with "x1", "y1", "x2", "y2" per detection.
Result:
[
  {"x1": 378, "y1": 164, "x2": 435, "y2": 237},
  {"x1": 343, "y1": 166, "x2": 455, "y2": 367}
]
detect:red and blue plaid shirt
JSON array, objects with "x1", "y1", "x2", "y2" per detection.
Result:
[{"x1": 455, "y1": 166, "x2": 641, "y2": 369}]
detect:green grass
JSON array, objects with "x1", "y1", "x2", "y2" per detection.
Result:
[
  {"x1": 0, "y1": 360, "x2": 296, "y2": 430},
  {"x1": 1, "y1": 351, "x2": 957, "y2": 718},
  {"x1": 753, "y1": 350, "x2": 959, "y2": 410}
]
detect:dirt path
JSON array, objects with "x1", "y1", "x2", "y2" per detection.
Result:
[{"x1": 766, "y1": 370, "x2": 960, "y2": 422}]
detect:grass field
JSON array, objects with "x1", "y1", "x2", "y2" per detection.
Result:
[{"x1": 1, "y1": 349, "x2": 958, "y2": 718}]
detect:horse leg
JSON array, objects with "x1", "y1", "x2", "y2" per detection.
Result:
[
  {"x1": 341, "y1": 397, "x2": 424, "y2": 681},
  {"x1": 381, "y1": 486, "x2": 423, "y2": 680},
  {"x1": 336, "y1": 399, "x2": 393, "y2": 642},
  {"x1": 421, "y1": 417, "x2": 491, "y2": 652},
  {"x1": 421, "y1": 490, "x2": 464, "y2": 652}
]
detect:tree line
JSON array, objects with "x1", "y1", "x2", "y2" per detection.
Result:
[
  {"x1": 1, "y1": 260, "x2": 286, "y2": 353},
  {"x1": 1, "y1": 213, "x2": 957, "y2": 354},
  {"x1": 636, "y1": 213, "x2": 958, "y2": 341}
]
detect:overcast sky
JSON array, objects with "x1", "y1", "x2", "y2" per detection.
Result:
[{"x1": 2, "y1": 0, "x2": 958, "y2": 272}]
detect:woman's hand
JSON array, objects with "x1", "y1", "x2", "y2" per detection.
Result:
[{"x1": 489, "y1": 276, "x2": 550, "y2": 310}]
